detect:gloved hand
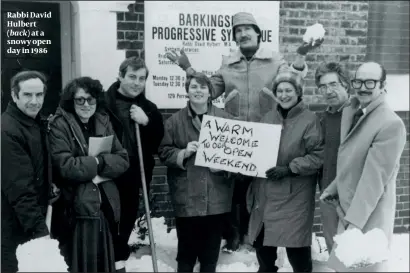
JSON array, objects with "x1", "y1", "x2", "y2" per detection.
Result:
[
  {"x1": 165, "y1": 49, "x2": 192, "y2": 71},
  {"x1": 297, "y1": 37, "x2": 324, "y2": 56},
  {"x1": 265, "y1": 166, "x2": 292, "y2": 181}
]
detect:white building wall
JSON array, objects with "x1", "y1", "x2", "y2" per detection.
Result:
[{"x1": 71, "y1": 1, "x2": 134, "y2": 90}]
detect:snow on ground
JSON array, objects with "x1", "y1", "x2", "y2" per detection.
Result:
[
  {"x1": 126, "y1": 217, "x2": 409, "y2": 272},
  {"x1": 17, "y1": 237, "x2": 68, "y2": 272}
]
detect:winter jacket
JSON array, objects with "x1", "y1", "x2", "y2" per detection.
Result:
[
  {"x1": 210, "y1": 47, "x2": 308, "y2": 122},
  {"x1": 247, "y1": 102, "x2": 324, "y2": 247},
  {"x1": 105, "y1": 81, "x2": 164, "y2": 184},
  {"x1": 158, "y1": 103, "x2": 234, "y2": 217},
  {"x1": 1, "y1": 102, "x2": 50, "y2": 246},
  {"x1": 326, "y1": 93, "x2": 406, "y2": 248},
  {"x1": 48, "y1": 107, "x2": 129, "y2": 222}
]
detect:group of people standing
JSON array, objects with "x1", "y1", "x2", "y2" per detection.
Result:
[
  {"x1": 2, "y1": 58, "x2": 164, "y2": 272},
  {"x1": 1, "y1": 11, "x2": 407, "y2": 273}
]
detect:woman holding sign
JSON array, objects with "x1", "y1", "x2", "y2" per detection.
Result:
[
  {"x1": 48, "y1": 77, "x2": 129, "y2": 272},
  {"x1": 158, "y1": 73, "x2": 234, "y2": 272},
  {"x1": 247, "y1": 71, "x2": 324, "y2": 272}
]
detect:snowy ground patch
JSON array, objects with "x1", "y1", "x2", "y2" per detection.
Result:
[
  {"x1": 127, "y1": 217, "x2": 333, "y2": 272},
  {"x1": 16, "y1": 237, "x2": 68, "y2": 272}
]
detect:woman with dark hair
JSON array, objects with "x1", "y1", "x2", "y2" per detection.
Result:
[
  {"x1": 48, "y1": 77, "x2": 129, "y2": 272},
  {"x1": 158, "y1": 73, "x2": 234, "y2": 272},
  {"x1": 247, "y1": 71, "x2": 324, "y2": 272}
]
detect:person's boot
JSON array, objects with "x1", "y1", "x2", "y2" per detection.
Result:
[{"x1": 222, "y1": 204, "x2": 241, "y2": 252}]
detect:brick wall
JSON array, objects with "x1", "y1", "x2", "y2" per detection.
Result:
[{"x1": 116, "y1": 1, "x2": 409, "y2": 233}]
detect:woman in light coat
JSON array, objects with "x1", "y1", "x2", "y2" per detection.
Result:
[{"x1": 247, "y1": 71, "x2": 324, "y2": 272}]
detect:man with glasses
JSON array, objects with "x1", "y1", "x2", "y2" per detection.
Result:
[
  {"x1": 314, "y1": 62, "x2": 352, "y2": 253},
  {"x1": 320, "y1": 62, "x2": 406, "y2": 267}
]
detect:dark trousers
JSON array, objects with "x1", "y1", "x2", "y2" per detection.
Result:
[
  {"x1": 223, "y1": 176, "x2": 252, "y2": 245},
  {"x1": 115, "y1": 161, "x2": 147, "y2": 262},
  {"x1": 1, "y1": 241, "x2": 18, "y2": 273},
  {"x1": 254, "y1": 226, "x2": 312, "y2": 272},
  {"x1": 175, "y1": 214, "x2": 226, "y2": 272}
]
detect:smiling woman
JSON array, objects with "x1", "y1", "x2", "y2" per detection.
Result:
[
  {"x1": 158, "y1": 72, "x2": 234, "y2": 272},
  {"x1": 48, "y1": 76, "x2": 129, "y2": 272}
]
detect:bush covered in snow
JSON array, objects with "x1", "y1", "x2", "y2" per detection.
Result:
[
  {"x1": 16, "y1": 237, "x2": 68, "y2": 272},
  {"x1": 333, "y1": 228, "x2": 389, "y2": 269}
]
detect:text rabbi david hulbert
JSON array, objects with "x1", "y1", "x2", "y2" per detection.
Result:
[{"x1": 7, "y1": 12, "x2": 52, "y2": 18}]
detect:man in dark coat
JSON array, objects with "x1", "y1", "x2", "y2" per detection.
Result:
[
  {"x1": 105, "y1": 57, "x2": 164, "y2": 267},
  {"x1": 1, "y1": 71, "x2": 51, "y2": 272}
]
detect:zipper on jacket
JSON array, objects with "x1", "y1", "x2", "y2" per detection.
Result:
[
  {"x1": 246, "y1": 61, "x2": 251, "y2": 121},
  {"x1": 69, "y1": 124, "x2": 103, "y2": 227}
]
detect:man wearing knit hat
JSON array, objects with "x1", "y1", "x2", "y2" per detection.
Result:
[{"x1": 167, "y1": 11, "x2": 323, "y2": 252}]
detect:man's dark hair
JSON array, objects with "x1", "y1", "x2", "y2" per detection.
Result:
[
  {"x1": 10, "y1": 70, "x2": 47, "y2": 97},
  {"x1": 59, "y1": 77, "x2": 105, "y2": 114},
  {"x1": 118, "y1": 57, "x2": 149, "y2": 78},
  {"x1": 315, "y1": 62, "x2": 351, "y2": 89}
]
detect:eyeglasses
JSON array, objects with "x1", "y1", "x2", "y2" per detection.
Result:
[
  {"x1": 351, "y1": 79, "x2": 380, "y2": 90},
  {"x1": 74, "y1": 97, "x2": 97, "y2": 105},
  {"x1": 318, "y1": 82, "x2": 342, "y2": 92}
]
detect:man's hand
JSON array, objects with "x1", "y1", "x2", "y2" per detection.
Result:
[
  {"x1": 130, "y1": 105, "x2": 149, "y2": 126},
  {"x1": 184, "y1": 141, "x2": 199, "y2": 158},
  {"x1": 323, "y1": 195, "x2": 340, "y2": 209},
  {"x1": 319, "y1": 188, "x2": 337, "y2": 203},
  {"x1": 297, "y1": 37, "x2": 324, "y2": 56},
  {"x1": 265, "y1": 166, "x2": 291, "y2": 181},
  {"x1": 165, "y1": 49, "x2": 192, "y2": 71}
]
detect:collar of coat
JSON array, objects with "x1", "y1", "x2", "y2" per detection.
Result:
[
  {"x1": 186, "y1": 101, "x2": 217, "y2": 132},
  {"x1": 348, "y1": 92, "x2": 385, "y2": 116},
  {"x1": 52, "y1": 106, "x2": 111, "y2": 152},
  {"x1": 340, "y1": 92, "x2": 387, "y2": 142},
  {"x1": 5, "y1": 101, "x2": 42, "y2": 127},
  {"x1": 275, "y1": 100, "x2": 306, "y2": 121},
  {"x1": 225, "y1": 47, "x2": 273, "y2": 65}
]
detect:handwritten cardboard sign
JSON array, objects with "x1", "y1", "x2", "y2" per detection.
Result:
[{"x1": 195, "y1": 115, "x2": 282, "y2": 178}]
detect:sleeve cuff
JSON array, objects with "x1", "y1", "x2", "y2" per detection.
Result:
[
  {"x1": 287, "y1": 166, "x2": 298, "y2": 177},
  {"x1": 288, "y1": 162, "x2": 299, "y2": 175},
  {"x1": 290, "y1": 62, "x2": 308, "y2": 78},
  {"x1": 344, "y1": 210, "x2": 366, "y2": 230},
  {"x1": 177, "y1": 149, "x2": 187, "y2": 170}
]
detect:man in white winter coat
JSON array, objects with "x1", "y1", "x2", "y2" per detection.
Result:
[{"x1": 321, "y1": 62, "x2": 407, "y2": 271}]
